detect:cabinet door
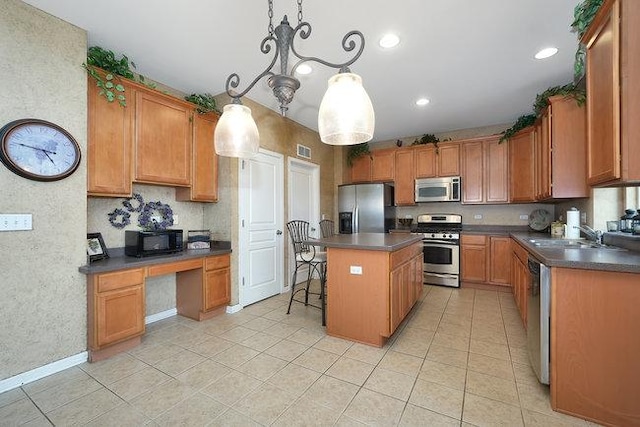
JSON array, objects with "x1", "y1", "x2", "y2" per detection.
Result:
[
  {"x1": 350, "y1": 155, "x2": 372, "y2": 183},
  {"x1": 485, "y1": 138, "x2": 509, "y2": 203},
  {"x1": 389, "y1": 266, "x2": 403, "y2": 333},
  {"x1": 489, "y1": 236, "x2": 511, "y2": 286},
  {"x1": 585, "y1": 2, "x2": 620, "y2": 185},
  {"x1": 135, "y1": 90, "x2": 192, "y2": 186},
  {"x1": 204, "y1": 267, "x2": 230, "y2": 311},
  {"x1": 415, "y1": 146, "x2": 436, "y2": 178},
  {"x1": 87, "y1": 75, "x2": 134, "y2": 196},
  {"x1": 394, "y1": 149, "x2": 415, "y2": 205},
  {"x1": 176, "y1": 113, "x2": 219, "y2": 202},
  {"x1": 461, "y1": 141, "x2": 484, "y2": 203},
  {"x1": 461, "y1": 235, "x2": 487, "y2": 283},
  {"x1": 437, "y1": 143, "x2": 460, "y2": 176},
  {"x1": 536, "y1": 112, "x2": 551, "y2": 200},
  {"x1": 413, "y1": 253, "x2": 423, "y2": 301},
  {"x1": 371, "y1": 149, "x2": 395, "y2": 182},
  {"x1": 509, "y1": 128, "x2": 536, "y2": 202},
  {"x1": 96, "y1": 285, "x2": 144, "y2": 347}
]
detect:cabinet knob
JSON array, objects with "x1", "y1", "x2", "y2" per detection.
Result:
[{"x1": 276, "y1": 230, "x2": 283, "y2": 235}]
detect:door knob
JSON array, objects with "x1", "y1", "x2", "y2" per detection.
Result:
[{"x1": 276, "y1": 230, "x2": 283, "y2": 235}]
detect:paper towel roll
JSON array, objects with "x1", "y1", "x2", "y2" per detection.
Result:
[{"x1": 566, "y1": 209, "x2": 580, "y2": 239}]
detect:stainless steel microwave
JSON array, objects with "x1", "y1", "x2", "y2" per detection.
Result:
[{"x1": 415, "y1": 176, "x2": 461, "y2": 203}]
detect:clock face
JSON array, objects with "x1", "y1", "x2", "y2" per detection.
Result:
[{"x1": 0, "y1": 119, "x2": 81, "y2": 181}]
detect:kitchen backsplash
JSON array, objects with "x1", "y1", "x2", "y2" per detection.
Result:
[{"x1": 396, "y1": 202, "x2": 555, "y2": 226}]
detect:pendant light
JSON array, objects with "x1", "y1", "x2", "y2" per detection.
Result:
[{"x1": 215, "y1": 0, "x2": 374, "y2": 158}]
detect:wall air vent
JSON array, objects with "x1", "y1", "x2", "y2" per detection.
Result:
[{"x1": 297, "y1": 144, "x2": 311, "y2": 159}]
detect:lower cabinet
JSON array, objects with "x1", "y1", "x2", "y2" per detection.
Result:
[
  {"x1": 204, "y1": 254, "x2": 231, "y2": 311},
  {"x1": 389, "y1": 244, "x2": 423, "y2": 334},
  {"x1": 461, "y1": 234, "x2": 511, "y2": 287},
  {"x1": 88, "y1": 268, "x2": 145, "y2": 352},
  {"x1": 511, "y1": 239, "x2": 530, "y2": 326}
]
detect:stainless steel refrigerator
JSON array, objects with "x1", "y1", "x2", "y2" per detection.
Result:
[{"x1": 338, "y1": 183, "x2": 396, "y2": 233}]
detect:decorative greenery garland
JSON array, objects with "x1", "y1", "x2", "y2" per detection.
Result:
[
  {"x1": 346, "y1": 142, "x2": 371, "y2": 166},
  {"x1": 138, "y1": 201, "x2": 174, "y2": 231},
  {"x1": 107, "y1": 208, "x2": 131, "y2": 229},
  {"x1": 122, "y1": 193, "x2": 144, "y2": 213},
  {"x1": 499, "y1": 114, "x2": 537, "y2": 143},
  {"x1": 185, "y1": 93, "x2": 219, "y2": 114}
]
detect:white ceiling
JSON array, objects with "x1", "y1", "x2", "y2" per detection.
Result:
[{"x1": 23, "y1": 0, "x2": 581, "y2": 142}]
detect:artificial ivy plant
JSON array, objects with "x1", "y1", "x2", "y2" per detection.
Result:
[
  {"x1": 346, "y1": 143, "x2": 371, "y2": 166},
  {"x1": 83, "y1": 46, "x2": 154, "y2": 107},
  {"x1": 184, "y1": 93, "x2": 219, "y2": 114},
  {"x1": 571, "y1": 0, "x2": 604, "y2": 81},
  {"x1": 411, "y1": 133, "x2": 440, "y2": 153}
]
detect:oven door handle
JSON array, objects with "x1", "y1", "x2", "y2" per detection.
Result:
[
  {"x1": 422, "y1": 240, "x2": 459, "y2": 246},
  {"x1": 424, "y1": 272, "x2": 459, "y2": 279}
]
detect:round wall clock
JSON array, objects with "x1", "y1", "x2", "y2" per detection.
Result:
[{"x1": 0, "y1": 118, "x2": 81, "y2": 181}]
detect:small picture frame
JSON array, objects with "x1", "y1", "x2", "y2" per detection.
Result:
[{"x1": 87, "y1": 232, "x2": 109, "y2": 262}]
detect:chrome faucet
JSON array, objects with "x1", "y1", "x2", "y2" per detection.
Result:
[{"x1": 573, "y1": 225, "x2": 603, "y2": 244}]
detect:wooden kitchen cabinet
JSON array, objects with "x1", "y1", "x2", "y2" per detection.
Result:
[
  {"x1": 87, "y1": 74, "x2": 135, "y2": 197},
  {"x1": 394, "y1": 148, "x2": 415, "y2": 205},
  {"x1": 461, "y1": 234, "x2": 487, "y2": 283},
  {"x1": 176, "y1": 112, "x2": 219, "y2": 202},
  {"x1": 461, "y1": 136, "x2": 509, "y2": 204},
  {"x1": 509, "y1": 127, "x2": 536, "y2": 202},
  {"x1": 87, "y1": 268, "x2": 145, "y2": 354},
  {"x1": 350, "y1": 154, "x2": 372, "y2": 183},
  {"x1": 204, "y1": 254, "x2": 231, "y2": 310},
  {"x1": 414, "y1": 142, "x2": 460, "y2": 178},
  {"x1": 134, "y1": 90, "x2": 193, "y2": 186},
  {"x1": 511, "y1": 238, "x2": 530, "y2": 326},
  {"x1": 583, "y1": 0, "x2": 640, "y2": 186},
  {"x1": 371, "y1": 148, "x2": 395, "y2": 182},
  {"x1": 488, "y1": 236, "x2": 511, "y2": 286}
]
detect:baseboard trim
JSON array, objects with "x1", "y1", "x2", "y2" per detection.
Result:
[
  {"x1": 145, "y1": 308, "x2": 177, "y2": 324},
  {"x1": 226, "y1": 304, "x2": 243, "y2": 314},
  {"x1": 0, "y1": 351, "x2": 88, "y2": 394}
]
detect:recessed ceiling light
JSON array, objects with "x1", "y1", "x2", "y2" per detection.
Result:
[
  {"x1": 296, "y1": 63, "x2": 312, "y2": 75},
  {"x1": 415, "y1": 98, "x2": 430, "y2": 106},
  {"x1": 379, "y1": 33, "x2": 400, "y2": 49},
  {"x1": 534, "y1": 47, "x2": 559, "y2": 59}
]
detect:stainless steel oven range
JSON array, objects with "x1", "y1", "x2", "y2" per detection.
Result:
[{"x1": 413, "y1": 214, "x2": 462, "y2": 288}]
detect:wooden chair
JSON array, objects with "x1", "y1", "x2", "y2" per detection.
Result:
[{"x1": 286, "y1": 220, "x2": 327, "y2": 325}]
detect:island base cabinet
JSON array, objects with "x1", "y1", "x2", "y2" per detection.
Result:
[
  {"x1": 87, "y1": 268, "x2": 145, "y2": 361},
  {"x1": 551, "y1": 268, "x2": 640, "y2": 427}
]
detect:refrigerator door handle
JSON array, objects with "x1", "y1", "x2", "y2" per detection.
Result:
[{"x1": 353, "y1": 205, "x2": 359, "y2": 233}]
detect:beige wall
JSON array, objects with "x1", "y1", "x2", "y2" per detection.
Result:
[{"x1": 0, "y1": 1, "x2": 87, "y2": 380}]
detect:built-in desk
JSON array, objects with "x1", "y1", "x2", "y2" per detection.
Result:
[{"x1": 79, "y1": 244, "x2": 231, "y2": 361}]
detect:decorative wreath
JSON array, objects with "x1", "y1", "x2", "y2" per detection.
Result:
[
  {"x1": 107, "y1": 208, "x2": 131, "y2": 229},
  {"x1": 138, "y1": 201, "x2": 174, "y2": 231},
  {"x1": 122, "y1": 192, "x2": 144, "y2": 213}
]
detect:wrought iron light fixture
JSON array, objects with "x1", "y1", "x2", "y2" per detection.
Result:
[{"x1": 214, "y1": 0, "x2": 375, "y2": 158}]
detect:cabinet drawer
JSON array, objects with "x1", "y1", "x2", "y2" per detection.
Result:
[
  {"x1": 461, "y1": 234, "x2": 487, "y2": 245},
  {"x1": 390, "y1": 242, "x2": 422, "y2": 270},
  {"x1": 96, "y1": 269, "x2": 144, "y2": 293},
  {"x1": 147, "y1": 258, "x2": 203, "y2": 277},
  {"x1": 512, "y1": 239, "x2": 529, "y2": 264},
  {"x1": 206, "y1": 254, "x2": 230, "y2": 271}
]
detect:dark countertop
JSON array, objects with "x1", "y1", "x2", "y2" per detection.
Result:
[
  {"x1": 510, "y1": 232, "x2": 640, "y2": 273},
  {"x1": 79, "y1": 241, "x2": 232, "y2": 275},
  {"x1": 311, "y1": 233, "x2": 423, "y2": 252},
  {"x1": 463, "y1": 225, "x2": 531, "y2": 235}
]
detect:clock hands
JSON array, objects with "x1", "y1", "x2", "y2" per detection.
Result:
[
  {"x1": 43, "y1": 151, "x2": 56, "y2": 165},
  {"x1": 16, "y1": 142, "x2": 57, "y2": 155}
]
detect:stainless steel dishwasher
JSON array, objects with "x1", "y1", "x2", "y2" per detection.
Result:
[{"x1": 527, "y1": 256, "x2": 550, "y2": 385}]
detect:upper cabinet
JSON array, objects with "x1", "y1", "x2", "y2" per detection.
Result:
[
  {"x1": 394, "y1": 148, "x2": 415, "y2": 206},
  {"x1": 350, "y1": 154, "x2": 372, "y2": 183},
  {"x1": 461, "y1": 136, "x2": 509, "y2": 204},
  {"x1": 414, "y1": 142, "x2": 460, "y2": 178},
  {"x1": 134, "y1": 90, "x2": 192, "y2": 186},
  {"x1": 583, "y1": 0, "x2": 640, "y2": 186},
  {"x1": 509, "y1": 127, "x2": 536, "y2": 202},
  {"x1": 87, "y1": 74, "x2": 135, "y2": 197},
  {"x1": 370, "y1": 148, "x2": 396, "y2": 182},
  {"x1": 176, "y1": 113, "x2": 219, "y2": 202}
]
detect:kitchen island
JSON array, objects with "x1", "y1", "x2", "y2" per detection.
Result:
[{"x1": 312, "y1": 233, "x2": 423, "y2": 347}]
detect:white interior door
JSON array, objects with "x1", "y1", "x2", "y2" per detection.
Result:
[
  {"x1": 287, "y1": 157, "x2": 320, "y2": 288},
  {"x1": 239, "y1": 149, "x2": 284, "y2": 306}
]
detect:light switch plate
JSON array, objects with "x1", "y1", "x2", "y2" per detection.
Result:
[
  {"x1": 350, "y1": 265, "x2": 363, "y2": 275},
  {"x1": 0, "y1": 214, "x2": 33, "y2": 231}
]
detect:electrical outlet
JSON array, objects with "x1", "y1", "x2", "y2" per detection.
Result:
[
  {"x1": 350, "y1": 265, "x2": 363, "y2": 275},
  {"x1": 520, "y1": 214, "x2": 529, "y2": 220},
  {"x1": 173, "y1": 215, "x2": 179, "y2": 225},
  {"x1": 0, "y1": 214, "x2": 33, "y2": 231},
  {"x1": 473, "y1": 214, "x2": 483, "y2": 220},
  {"x1": 581, "y1": 212, "x2": 587, "y2": 224}
]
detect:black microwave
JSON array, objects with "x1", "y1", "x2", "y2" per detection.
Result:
[{"x1": 125, "y1": 230, "x2": 184, "y2": 257}]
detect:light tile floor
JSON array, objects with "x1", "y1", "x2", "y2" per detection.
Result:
[{"x1": 0, "y1": 285, "x2": 600, "y2": 426}]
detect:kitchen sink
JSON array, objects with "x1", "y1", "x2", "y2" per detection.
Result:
[{"x1": 527, "y1": 238, "x2": 624, "y2": 250}]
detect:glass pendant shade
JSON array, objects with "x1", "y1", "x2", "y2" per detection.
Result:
[
  {"x1": 318, "y1": 72, "x2": 375, "y2": 145},
  {"x1": 214, "y1": 104, "x2": 260, "y2": 158}
]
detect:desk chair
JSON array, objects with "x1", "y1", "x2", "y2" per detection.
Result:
[{"x1": 286, "y1": 220, "x2": 327, "y2": 325}]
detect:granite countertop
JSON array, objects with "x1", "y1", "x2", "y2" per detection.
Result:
[
  {"x1": 511, "y1": 232, "x2": 640, "y2": 274},
  {"x1": 462, "y1": 225, "x2": 531, "y2": 235},
  {"x1": 79, "y1": 241, "x2": 232, "y2": 275},
  {"x1": 310, "y1": 233, "x2": 423, "y2": 252}
]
